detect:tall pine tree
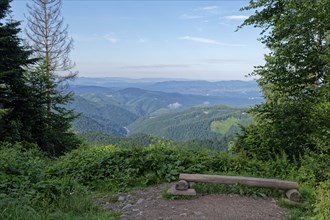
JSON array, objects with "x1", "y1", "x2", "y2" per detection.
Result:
[
  {"x1": 24, "y1": 68, "x2": 80, "y2": 156},
  {"x1": 0, "y1": 0, "x2": 80, "y2": 156},
  {"x1": 0, "y1": 0, "x2": 35, "y2": 142}
]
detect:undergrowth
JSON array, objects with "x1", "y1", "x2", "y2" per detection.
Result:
[{"x1": 1, "y1": 140, "x2": 328, "y2": 219}]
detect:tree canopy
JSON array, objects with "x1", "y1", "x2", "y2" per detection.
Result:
[
  {"x1": 0, "y1": 0, "x2": 35, "y2": 142},
  {"x1": 0, "y1": 0, "x2": 80, "y2": 156},
  {"x1": 234, "y1": 0, "x2": 330, "y2": 159}
]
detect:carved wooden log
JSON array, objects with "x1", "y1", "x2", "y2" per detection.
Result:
[
  {"x1": 175, "y1": 180, "x2": 189, "y2": 190},
  {"x1": 286, "y1": 189, "x2": 301, "y2": 202},
  {"x1": 179, "y1": 174, "x2": 299, "y2": 190}
]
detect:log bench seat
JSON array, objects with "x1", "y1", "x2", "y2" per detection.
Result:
[{"x1": 168, "y1": 173, "x2": 301, "y2": 202}]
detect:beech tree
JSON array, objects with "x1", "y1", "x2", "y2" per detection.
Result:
[{"x1": 233, "y1": 0, "x2": 330, "y2": 159}]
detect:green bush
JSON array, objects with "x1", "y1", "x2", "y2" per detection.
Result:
[
  {"x1": 0, "y1": 142, "x2": 114, "y2": 220},
  {"x1": 47, "y1": 142, "x2": 213, "y2": 190},
  {"x1": 0, "y1": 142, "x2": 47, "y2": 198},
  {"x1": 311, "y1": 180, "x2": 330, "y2": 220},
  {"x1": 47, "y1": 140, "x2": 302, "y2": 194},
  {"x1": 2, "y1": 139, "x2": 326, "y2": 219},
  {"x1": 297, "y1": 152, "x2": 330, "y2": 186}
]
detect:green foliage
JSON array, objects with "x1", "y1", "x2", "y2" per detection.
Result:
[
  {"x1": 69, "y1": 95, "x2": 138, "y2": 136},
  {"x1": 78, "y1": 132, "x2": 165, "y2": 149},
  {"x1": 129, "y1": 106, "x2": 250, "y2": 145},
  {"x1": 194, "y1": 183, "x2": 281, "y2": 198},
  {"x1": 311, "y1": 180, "x2": 330, "y2": 220},
  {"x1": 47, "y1": 143, "x2": 212, "y2": 190},
  {"x1": 23, "y1": 68, "x2": 81, "y2": 156},
  {"x1": 237, "y1": 0, "x2": 330, "y2": 160},
  {"x1": 210, "y1": 117, "x2": 240, "y2": 135},
  {"x1": 0, "y1": 0, "x2": 36, "y2": 143},
  {"x1": 1, "y1": 140, "x2": 327, "y2": 219},
  {"x1": 0, "y1": 142, "x2": 115, "y2": 220},
  {"x1": 47, "y1": 140, "x2": 301, "y2": 193},
  {"x1": 0, "y1": 142, "x2": 47, "y2": 198},
  {"x1": 0, "y1": 0, "x2": 80, "y2": 156},
  {"x1": 297, "y1": 152, "x2": 330, "y2": 187}
]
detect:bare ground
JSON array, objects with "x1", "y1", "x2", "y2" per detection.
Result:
[{"x1": 95, "y1": 183, "x2": 287, "y2": 220}]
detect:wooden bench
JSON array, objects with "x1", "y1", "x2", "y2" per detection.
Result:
[{"x1": 168, "y1": 173, "x2": 301, "y2": 202}]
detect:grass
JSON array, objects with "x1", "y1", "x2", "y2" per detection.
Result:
[
  {"x1": 210, "y1": 117, "x2": 240, "y2": 134},
  {"x1": 194, "y1": 183, "x2": 283, "y2": 198}
]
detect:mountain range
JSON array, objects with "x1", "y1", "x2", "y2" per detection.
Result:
[{"x1": 67, "y1": 77, "x2": 261, "y2": 145}]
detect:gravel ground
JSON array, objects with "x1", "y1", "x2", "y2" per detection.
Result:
[{"x1": 95, "y1": 183, "x2": 287, "y2": 220}]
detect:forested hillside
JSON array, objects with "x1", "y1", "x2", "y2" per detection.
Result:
[
  {"x1": 129, "y1": 106, "x2": 250, "y2": 143},
  {"x1": 68, "y1": 86, "x2": 256, "y2": 137},
  {"x1": 67, "y1": 95, "x2": 138, "y2": 136}
]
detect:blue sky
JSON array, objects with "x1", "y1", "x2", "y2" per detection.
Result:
[{"x1": 11, "y1": 0, "x2": 266, "y2": 81}]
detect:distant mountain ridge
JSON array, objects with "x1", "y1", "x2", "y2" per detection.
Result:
[
  {"x1": 67, "y1": 77, "x2": 261, "y2": 139},
  {"x1": 70, "y1": 77, "x2": 260, "y2": 94}
]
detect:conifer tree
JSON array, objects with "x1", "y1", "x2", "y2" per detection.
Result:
[
  {"x1": 1, "y1": 0, "x2": 80, "y2": 156},
  {"x1": 24, "y1": 0, "x2": 81, "y2": 156},
  {"x1": 0, "y1": 0, "x2": 35, "y2": 142}
]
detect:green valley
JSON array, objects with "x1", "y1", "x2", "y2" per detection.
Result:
[{"x1": 129, "y1": 106, "x2": 250, "y2": 143}]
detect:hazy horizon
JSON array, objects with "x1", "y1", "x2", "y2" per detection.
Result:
[{"x1": 12, "y1": 0, "x2": 265, "y2": 81}]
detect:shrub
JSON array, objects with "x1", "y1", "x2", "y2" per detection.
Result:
[
  {"x1": 0, "y1": 142, "x2": 47, "y2": 198},
  {"x1": 311, "y1": 180, "x2": 330, "y2": 220}
]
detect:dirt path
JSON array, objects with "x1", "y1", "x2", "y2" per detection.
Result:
[{"x1": 96, "y1": 183, "x2": 287, "y2": 220}]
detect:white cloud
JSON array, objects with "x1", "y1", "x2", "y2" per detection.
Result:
[
  {"x1": 168, "y1": 102, "x2": 182, "y2": 110},
  {"x1": 180, "y1": 5, "x2": 220, "y2": 20},
  {"x1": 225, "y1": 15, "x2": 249, "y2": 20},
  {"x1": 179, "y1": 36, "x2": 220, "y2": 45},
  {"x1": 72, "y1": 33, "x2": 119, "y2": 43},
  {"x1": 199, "y1": 6, "x2": 218, "y2": 11},
  {"x1": 103, "y1": 34, "x2": 118, "y2": 43},
  {"x1": 179, "y1": 36, "x2": 244, "y2": 47},
  {"x1": 180, "y1": 14, "x2": 204, "y2": 20}
]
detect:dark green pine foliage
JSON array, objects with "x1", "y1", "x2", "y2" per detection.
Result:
[
  {"x1": 234, "y1": 0, "x2": 330, "y2": 160},
  {"x1": 0, "y1": 0, "x2": 80, "y2": 156},
  {"x1": 25, "y1": 69, "x2": 81, "y2": 156},
  {"x1": 0, "y1": 0, "x2": 35, "y2": 141}
]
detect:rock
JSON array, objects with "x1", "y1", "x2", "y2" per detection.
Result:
[
  {"x1": 193, "y1": 211, "x2": 203, "y2": 216},
  {"x1": 180, "y1": 213, "x2": 188, "y2": 217},
  {"x1": 118, "y1": 196, "x2": 125, "y2": 202},
  {"x1": 122, "y1": 204, "x2": 133, "y2": 210},
  {"x1": 136, "y1": 198, "x2": 144, "y2": 205},
  {"x1": 132, "y1": 208, "x2": 140, "y2": 212}
]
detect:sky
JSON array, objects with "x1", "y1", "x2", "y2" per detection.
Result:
[{"x1": 10, "y1": 0, "x2": 267, "y2": 81}]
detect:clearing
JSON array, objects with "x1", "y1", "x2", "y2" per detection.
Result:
[{"x1": 95, "y1": 183, "x2": 286, "y2": 220}]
